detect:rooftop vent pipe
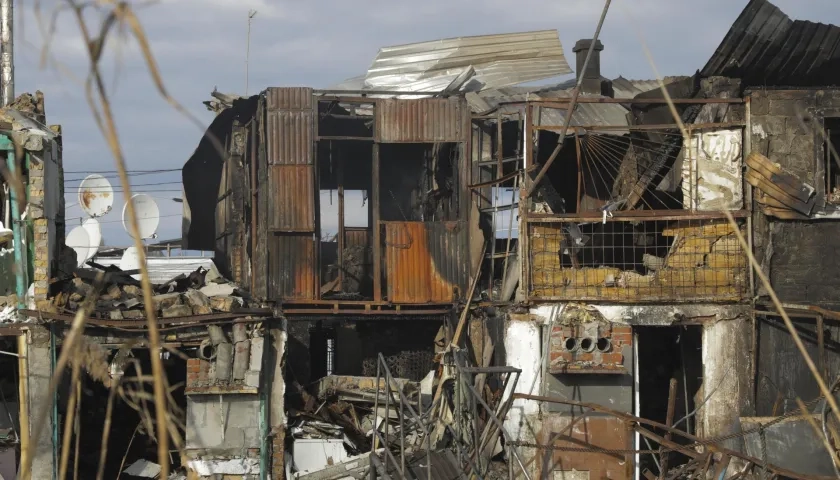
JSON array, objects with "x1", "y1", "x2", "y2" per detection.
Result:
[{"x1": 573, "y1": 39, "x2": 603, "y2": 95}]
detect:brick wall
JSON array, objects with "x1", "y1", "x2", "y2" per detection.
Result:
[
  {"x1": 272, "y1": 426, "x2": 285, "y2": 480},
  {"x1": 549, "y1": 322, "x2": 632, "y2": 373}
]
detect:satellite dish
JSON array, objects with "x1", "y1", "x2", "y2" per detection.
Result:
[
  {"x1": 81, "y1": 218, "x2": 102, "y2": 263},
  {"x1": 66, "y1": 226, "x2": 91, "y2": 268},
  {"x1": 120, "y1": 246, "x2": 141, "y2": 280},
  {"x1": 78, "y1": 174, "x2": 114, "y2": 217},
  {"x1": 122, "y1": 194, "x2": 160, "y2": 240}
]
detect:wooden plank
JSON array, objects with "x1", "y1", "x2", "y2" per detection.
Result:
[
  {"x1": 746, "y1": 169, "x2": 815, "y2": 215},
  {"x1": 746, "y1": 152, "x2": 815, "y2": 203}
]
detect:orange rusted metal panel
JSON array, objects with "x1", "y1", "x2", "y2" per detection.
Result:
[
  {"x1": 375, "y1": 97, "x2": 469, "y2": 143},
  {"x1": 268, "y1": 165, "x2": 315, "y2": 231},
  {"x1": 384, "y1": 221, "x2": 467, "y2": 304},
  {"x1": 269, "y1": 233, "x2": 317, "y2": 300},
  {"x1": 266, "y1": 110, "x2": 314, "y2": 165},
  {"x1": 538, "y1": 415, "x2": 633, "y2": 480}
]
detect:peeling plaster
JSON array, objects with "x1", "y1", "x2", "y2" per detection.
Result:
[
  {"x1": 503, "y1": 319, "x2": 542, "y2": 441},
  {"x1": 530, "y1": 303, "x2": 750, "y2": 326},
  {"x1": 187, "y1": 458, "x2": 260, "y2": 475}
]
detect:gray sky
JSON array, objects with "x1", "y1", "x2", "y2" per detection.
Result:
[{"x1": 13, "y1": 0, "x2": 839, "y2": 247}]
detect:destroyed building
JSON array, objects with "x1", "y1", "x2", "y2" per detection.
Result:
[{"x1": 10, "y1": 0, "x2": 840, "y2": 478}]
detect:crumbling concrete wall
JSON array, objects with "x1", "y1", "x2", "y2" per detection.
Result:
[
  {"x1": 32, "y1": 133, "x2": 64, "y2": 301},
  {"x1": 749, "y1": 89, "x2": 840, "y2": 308},
  {"x1": 698, "y1": 316, "x2": 754, "y2": 452},
  {"x1": 186, "y1": 395, "x2": 262, "y2": 450}
]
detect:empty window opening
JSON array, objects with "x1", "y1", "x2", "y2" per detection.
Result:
[
  {"x1": 317, "y1": 140, "x2": 374, "y2": 299},
  {"x1": 72, "y1": 348, "x2": 186, "y2": 479},
  {"x1": 826, "y1": 118, "x2": 840, "y2": 203},
  {"x1": 636, "y1": 326, "x2": 702, "y2": 477},
  {"x1": 317, "y1": 100, "x2": 374, "y2": 138}
]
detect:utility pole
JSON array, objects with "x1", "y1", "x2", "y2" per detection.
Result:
[
  {"x1": 0, "y1": 0, "x2": 13, "y2": 106},
  {"x1": 245, "y1": 9, "x2": 257, "y2": 96}
]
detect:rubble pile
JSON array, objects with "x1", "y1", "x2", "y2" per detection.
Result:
[
  {"x1": 39, "y1": 263, "x2": 250, "y2": 319},
  {"x1": 288, "y1": 375, "x2": 427, "y2": 476}
]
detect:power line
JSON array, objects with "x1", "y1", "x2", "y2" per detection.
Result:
[
  {"x1": 64, "y1": 168, "x2": 181, "y2": 174},
  {"x1": 64, "y1": 181, "x2": 183, "y2": 189},
  {"x1": 61, "y1": 213, "x2": 182, "y2": 225}
]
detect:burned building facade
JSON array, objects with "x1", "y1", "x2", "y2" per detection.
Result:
[{"x1": 166, "y1": 1, "x2": 840, "y2": 478}]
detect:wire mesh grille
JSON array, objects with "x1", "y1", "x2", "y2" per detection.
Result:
[
  {"x1": 528, "y1": 217, "x2": 748, "y2": 302},
  {"x1": 362, "y1": 350, "x2": 435, "y2": 382}
]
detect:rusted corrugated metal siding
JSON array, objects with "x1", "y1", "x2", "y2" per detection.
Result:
[
  {"x1": 376, "y1": 98, "x2": 470, "y2": 143},
  {"x1": 265, "y1": 87, "x2": 313, "y2": 111},
  {"x1": 267, "y1": 110, "x2": 314, "y2": 165},
  {"x1": 345, "y1": 228, "x2": 372, "y2": 253},
  {"x1": 264, "y1": 87, "x2": 318, "y2": 301},
  {"x1": 268, "y1": 165, "x2": 315, "y2": 231},
  {"x1": 269, "y1": 233, "x2": 317, "y2": 300},
  {"x1": 385, "y1": 221, "x2": 467, "y2": 304}
]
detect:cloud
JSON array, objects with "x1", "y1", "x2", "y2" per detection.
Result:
[{"x1": 11, "y1": 0, "x2": 839, "y2": 247}]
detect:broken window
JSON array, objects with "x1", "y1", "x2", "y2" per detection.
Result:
[{"x1": 529, "y1": 218, "x2": 748, "y2": 302}]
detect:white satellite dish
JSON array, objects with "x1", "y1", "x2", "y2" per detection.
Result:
[
  {"x1": 81, "y1": 218, "x2": 102, "y2": 263},
  {"x1": 78, "y1": 174, "x2": 114, "y2": 218},
  {"x1": 66, "y1": 226, "x2": 91, "y2": 268},
  {"x1": 120, "y1": 246, "x2": 141, "y2": 280},
  {"x1": 122, "y1": 194, "x2": 160, "y2": 240}
]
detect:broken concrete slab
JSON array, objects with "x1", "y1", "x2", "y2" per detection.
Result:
[
  {"x1": 162, "y1": 304, "x2": 193, "y2": 318},
  {"x1": 183, "y1": 289, "x2": 212, "y2": 315},
  {"x1": 200, "y1": 282, "x2": 236, "y2": 298},
  {"x1": 152, "y1": 293, "x2": 182, "y2": 311},
  {"x1": 210, "y1": 296, "x2": 242, "y2": 312}
]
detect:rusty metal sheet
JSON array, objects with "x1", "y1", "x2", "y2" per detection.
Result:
[
  {"x1": 385, "y1": 221, "x2": 467, "y2": 304},
  {"x1": 376, "y1": 97, "x2": 469, "y2": 143},
  {"x1": 267, "y1": 110, "x2": 313, "y2": 165},
  {"x1": 344, "y1": 227, "x2": 371, "y2": 252},
  {"x1": 265, "y1": 87, "x2": 313, "y2": 111},
  {"x1": 538, "y1": 415, "x2": 632, "y2": 480},
  {"x1": 268, "y1": 165, "x2": 315, "y2": 231},
  {"x1": 269, "y1": 233, "x2": 317, "y2": 300}
]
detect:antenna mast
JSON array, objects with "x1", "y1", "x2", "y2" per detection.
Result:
[{"x1": 245, "y1": 9, "x2": 257, "y2": 96}]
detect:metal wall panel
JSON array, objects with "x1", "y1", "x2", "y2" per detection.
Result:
[
  {"x1": 268, "y1": 165, "x2": 315, "y2": 231},
  {"x1": 267, "y1": 110, "x2": 314, "y2": 165},
  {"x1": 376, "y1": 97, "x2": 469, "y2": 143},
  {"x1": 269, "y1": 233, "x2": 317, "y2": 300},
  {"x1": 265, "y1": 87, "x2": 313, "y2": 111},
  {"x1": 265, "y1": 87, "x2": 318, "y2": 301},
  {"x1": 385, "y1": 221, "x2": 467, "y2": 304}
]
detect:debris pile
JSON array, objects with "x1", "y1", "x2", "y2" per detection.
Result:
[
  {"x1": 39, "y1": 263, "x2": 251, "y2": 319},
  {"x1": 287, "y1": 375, "x2": 426, "y2": 476}
]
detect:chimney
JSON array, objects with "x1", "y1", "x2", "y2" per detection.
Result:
[{"x1": 572, "y1": 39, "x2": 603, "y2": 95}]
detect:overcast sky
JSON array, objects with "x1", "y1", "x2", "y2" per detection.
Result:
[{"x1": 12, "y1": 0, "x2": 838, "y2": 247}]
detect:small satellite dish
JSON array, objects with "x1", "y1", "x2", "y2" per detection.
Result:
[
  {"x1": 120, "y1": 246, "x2": 141, "y2": 280},
  {"x1": 66, "y1": 226, "x2": 91, "y2": 268},
  {"x1": 81, "y1": 218, "x2": 102, "y2": 263},
  {"x1": 78, "y1": 174, "x2": 114, "y2": 218},
  {"x1": 122, "y1": 194, "x2": 160, "y2": 240}
]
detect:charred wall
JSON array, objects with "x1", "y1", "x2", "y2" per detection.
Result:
[
  {"x1": 750, "y1": 89, "x2": 840, "y2": 308},
  {"x1": 183, "y1": 96, "x2": 259, "y2": 252}
]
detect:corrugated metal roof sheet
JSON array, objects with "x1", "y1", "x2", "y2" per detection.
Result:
[
  {"x1": 610, "y1": 76, "x2": 689, "y2": 99},
  {"x1": 474, "y1": 87, "x2": 630, "y2": 135},
  {"x1": 91, "y1": 257, "x2": 221, "y2": 285},
  {"x1": 702, "y1": 0, "x2": 840, "y2": 86},
  {"x1": 362, "y1": 30, "x2": 572, "y2": 93}
]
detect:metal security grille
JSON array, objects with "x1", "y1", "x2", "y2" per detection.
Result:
[{"x1": 528, "y1": 217, "x2": 748, "y2": 302}]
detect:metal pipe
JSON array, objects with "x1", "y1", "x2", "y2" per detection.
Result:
[
  {"x1": 7, "y1": 150, "x2": 23, "y2": 303},
  {"x1": 525, "y1": 0, "x2": 611, "y2": 197},
  {"x1": 17, "y1": 333, "x2": 30, "y2": 480},
  {"x1": 0, "y1": 0, "x2": 12, "y2": 106},
  {"x1": 258, "y1": 323, "x2": 269, "y2": 480},
  {"x1": 51, "y1": 323, "x2": 58, "y2": 480}
]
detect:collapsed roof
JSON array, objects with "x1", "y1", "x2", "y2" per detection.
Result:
[{"x1": 333, "y1": 30, "x2": 572, "y2": 94}]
